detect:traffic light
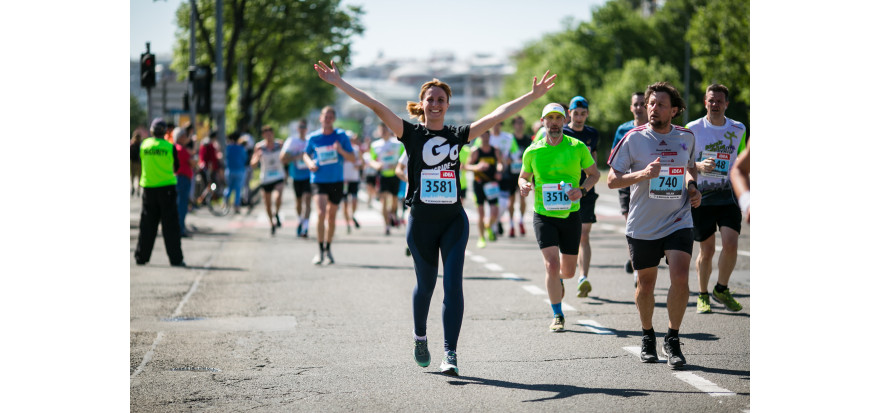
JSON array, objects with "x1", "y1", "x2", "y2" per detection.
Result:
[
  {"x1": 140, "y1": 52, "x2": 156, "y2": 88},
  {"x1": 191, "y1": 65, "x2": 212, "y2": 115}
]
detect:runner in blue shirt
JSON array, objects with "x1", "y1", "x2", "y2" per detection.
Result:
[{"x1": 303, "y1": 106, "x2": 356, "y2": 265}]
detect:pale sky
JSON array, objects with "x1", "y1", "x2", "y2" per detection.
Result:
[{"x1": 130, "y1": 0, "x2": 609, "y2": 66}]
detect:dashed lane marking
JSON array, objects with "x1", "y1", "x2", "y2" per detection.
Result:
[
  {"x1": 575, "y1": 320, "x2": 614, "y2": 335},
  {"x1": 484, "y1": 263, "x2": 504, "y2": 272},
  {"x1": 622, "y1": 346, "x2": 735, "y2": 397},
  {"x1": 502, "y1": 272, "x2": 526, "y2": 281},
  {"x1": 522, "y1": 285, "x2": 545, "y2": 295}
]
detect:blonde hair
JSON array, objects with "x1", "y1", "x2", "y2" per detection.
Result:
[{"x1": 406, "y1": 79, "x2": 452, "y2": 123}]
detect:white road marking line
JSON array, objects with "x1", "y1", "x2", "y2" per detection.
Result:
[
  {"x1": 544, "y1": 299, "x2": 576, "y2": 312},
  {"x1": 484, "y1": 263, "x2": 504, "y2": 272},
  {"x1": 672, "y1": 372, "x2": 735, "y2": 397},
  {"x1": 469, "y1": 255, "x2": 487, "y2": 263},
  {"x1": 131, "y1": 248, "x2": 219, "y2": 383},
  {"x1": 622, "y1": 346, "x2": 735, "y2": 397},
  {"x1": 502, "y1": 272, "x2": 525, "y2": 281},
  {"x1": 575, "y1": 320, "x2": 614, "y2": 335},
  {"x1": 522, "y1": 285, "x2": 545, "y2": 295}
]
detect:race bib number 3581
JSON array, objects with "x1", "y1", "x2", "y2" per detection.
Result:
[
  {"x1": 420, "y1": 170, "x2": 457, "y2": 204},
  {"x1": 649, "y1": 166, "x2": 685, "y2": 199}
]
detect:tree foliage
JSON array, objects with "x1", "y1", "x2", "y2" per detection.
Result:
[
  {"x1": 171, "y1": 0, "x2": 363, "y2": 134},
  {"x1": 481, "y1": 0, "x2": 749, "y2": 166},
  {"x1": 131, "y1": 94, "x2": 147, "y2": 136}
]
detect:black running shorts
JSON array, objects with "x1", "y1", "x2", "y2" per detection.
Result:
[
  {"x1": 691, "y1": 203, "x2": 742, "y2": 242},
  {"x1": 292, "y1": 179, "x2": 312, "y2": 197},
  {"x1": 626, "y1": 228, "x2": 694, "y2": 271},
  {"x1": 578, "y1": 191, "x2": 598, "y2": 224},
  {"x1": 533, "y1": 212, "x2": 582, "y2": 255},
  {"x1": 379, "y1": 175, "x2": 400, "y2": 194},
  {"x1": 313, "y1": 182, "x2": 345, "y2": 205}
]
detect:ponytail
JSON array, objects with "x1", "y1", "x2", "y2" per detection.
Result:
[{"x1": 407, "y1": 101, "x2": 425, "y2": 122}]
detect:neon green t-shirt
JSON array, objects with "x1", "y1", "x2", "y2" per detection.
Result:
[{"x1": 522, "y1": 134, "x2": 594, "y2": 218}]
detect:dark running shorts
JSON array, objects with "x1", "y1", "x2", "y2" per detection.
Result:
[
  {"x1": 618, "y1": 186, "x2": 631, "y2": 215},
  {"x1": 473, "y1": 181, "x2": 499, "y2": 206},
  {"x1": 533, "y1": 212, "x2": 582, "y2": 255},
  {"x1": 379, "y1": 175, "x2": 400, "y2": 194},
  {"x1": 626, "y1": 228, "x2": 694, "y2": 271},
  {"x1": 691, "y1": 203, "x2": 742, "y2": 242},
  {"x1": 260, "y1": 179, "x2": 284, "y2": 193},
  {"x1": 578, "y1": 190, "x2": 598, "y2": 224},
  {"x1": 313, "y1": 182, "x2": 345, "y2": 205},
  {"x1": 344, "y1": 181, "x2": 360, "y2": 198},
  {"x1": 292, "y1": 179, "x2": 312, "y2": 197}
]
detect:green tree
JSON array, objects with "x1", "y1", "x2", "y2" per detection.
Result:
[
  {"x1": 131, "y1": 94, "x2": 147, "y2": 136},
  {"x1": 482, "y1": 0, "x2": 748, "y2": 168},
  {"x1": 171, "y1": 0, "x2": 363, "y2": 134},
  {"x1": 685, "y1": 0, "x2": 750, "y2": 123},
  {"x1": 590, "y1": 57, "x2": 682, "y2": 161}
]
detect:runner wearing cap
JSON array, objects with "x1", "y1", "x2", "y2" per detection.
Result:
[
  {"x1": 315, "y1": 59, "x2": 555, "y2": 376},
  {"x1": 612, "y1": 92, "x2": 648, "y2": 278},
  {"x1": 607, "y1": 82, "x2": 700, "y2": 369},
  {"x1": 519, "y1": 103, "x2": 599, "y2": 332},
  {"x1": 563, "y1": 96, "x2": 601, "y2": 298},
  {"x1": 134, "y1": 118, "x2": 185, "y2": 267},
  {"x1": 686, "y1": 84, "x2": 747, "y2": 314}
]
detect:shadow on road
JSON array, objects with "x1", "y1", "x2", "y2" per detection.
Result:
[{"x1": 436, "y1": 374, "x2": 710, "y2": 402}]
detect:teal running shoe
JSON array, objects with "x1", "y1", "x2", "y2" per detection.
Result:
[
  {"x1": 414, "y1": 339, "x2": 430, "y2": 367},
  {"x1": 440, "y1": 350, "x2": 459, "y2": 376}
]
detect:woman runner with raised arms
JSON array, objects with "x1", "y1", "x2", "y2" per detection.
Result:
[{"x1": 314, "y1": 60, "x2": 555, "y2": 376}]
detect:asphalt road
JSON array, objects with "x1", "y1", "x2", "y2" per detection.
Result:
[{"x1": 130, "y1": 178, "x2": 750, "y2": 412}]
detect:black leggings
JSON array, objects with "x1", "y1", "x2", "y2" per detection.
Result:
[{"x1": 406, "y1": 203, "x2": 469, "y2": 352}]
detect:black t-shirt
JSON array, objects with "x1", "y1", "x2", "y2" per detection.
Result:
[
  {"x1": 399, "y1": 120, "x2": 470, "y2": 208},
  {"x1": 563, "y1": 125, "x2": 600, "y2": 192}
]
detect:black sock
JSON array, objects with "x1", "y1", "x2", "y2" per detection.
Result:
[
  {"x1": 642, "y1": 328, "x2": 655, "y2": 338},
  {"x1": 324, "y1": 242, "x2": 331, "y2": 252},
  {"x1": 319, "y1": 243, "x2": 325, "y2": 253},
  {"x1": 699, "y1": 291, "x2": 710, "y2": 296},
  {"x1": 714, "y1": 283, "x2": 728, "y2": 293},
  {"x1": 666, "y1": 328, "x2": 679, "y2": 341}
]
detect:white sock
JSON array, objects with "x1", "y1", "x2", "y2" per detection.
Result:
[{"x1": 414, "y1": 333, "x2": 427, "y2": 341}]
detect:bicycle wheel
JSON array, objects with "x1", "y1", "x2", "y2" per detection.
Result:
[{"x1": 206, "y1": 183, "x2": 231, "y2": 216}]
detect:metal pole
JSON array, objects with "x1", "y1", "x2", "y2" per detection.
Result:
[
  {"x1": 145, "y1": 42, "x2": 153, "y2": 123},
  {"x1": 189, "y1": 0, "x2": 197, "y2": 135},
  {"x1": 215, "y1": 0, "x2": 225, "y2": 151}
]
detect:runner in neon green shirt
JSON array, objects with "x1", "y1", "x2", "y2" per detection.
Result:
[{"x1": 518, "y1": 103, "x2": 599, "y2": 332}]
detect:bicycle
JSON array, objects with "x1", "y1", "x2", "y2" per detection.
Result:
[{"x1": 203, "y1": 180, "x2": 231, "y2": 216}]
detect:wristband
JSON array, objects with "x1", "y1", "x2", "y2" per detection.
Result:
[
  {"x1": 580, "y1": 187, "x2": 587, "y2": 197},
  {"x1": 687, "y1": 180, "x2": 697, "y2": 189},
  {"x1": 738, "y1": 191, "x2": 750, "y2": 214}
]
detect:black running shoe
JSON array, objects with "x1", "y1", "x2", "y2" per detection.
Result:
[
  {"x1": 625, "y1": 260, "x2": 634, "y2": 274},
  {"x1": 352, "y1": 217, "x2": 360, "y2": 229},
  {"x1": 275, "y1": 213, "x2": 282, "y2": 228},
  {"x1": 640, "y1": 335, "x2": 658, "y2": 363},
  {"x1": 662, "y1": 337, "x2": 686, "y2": 369}
]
